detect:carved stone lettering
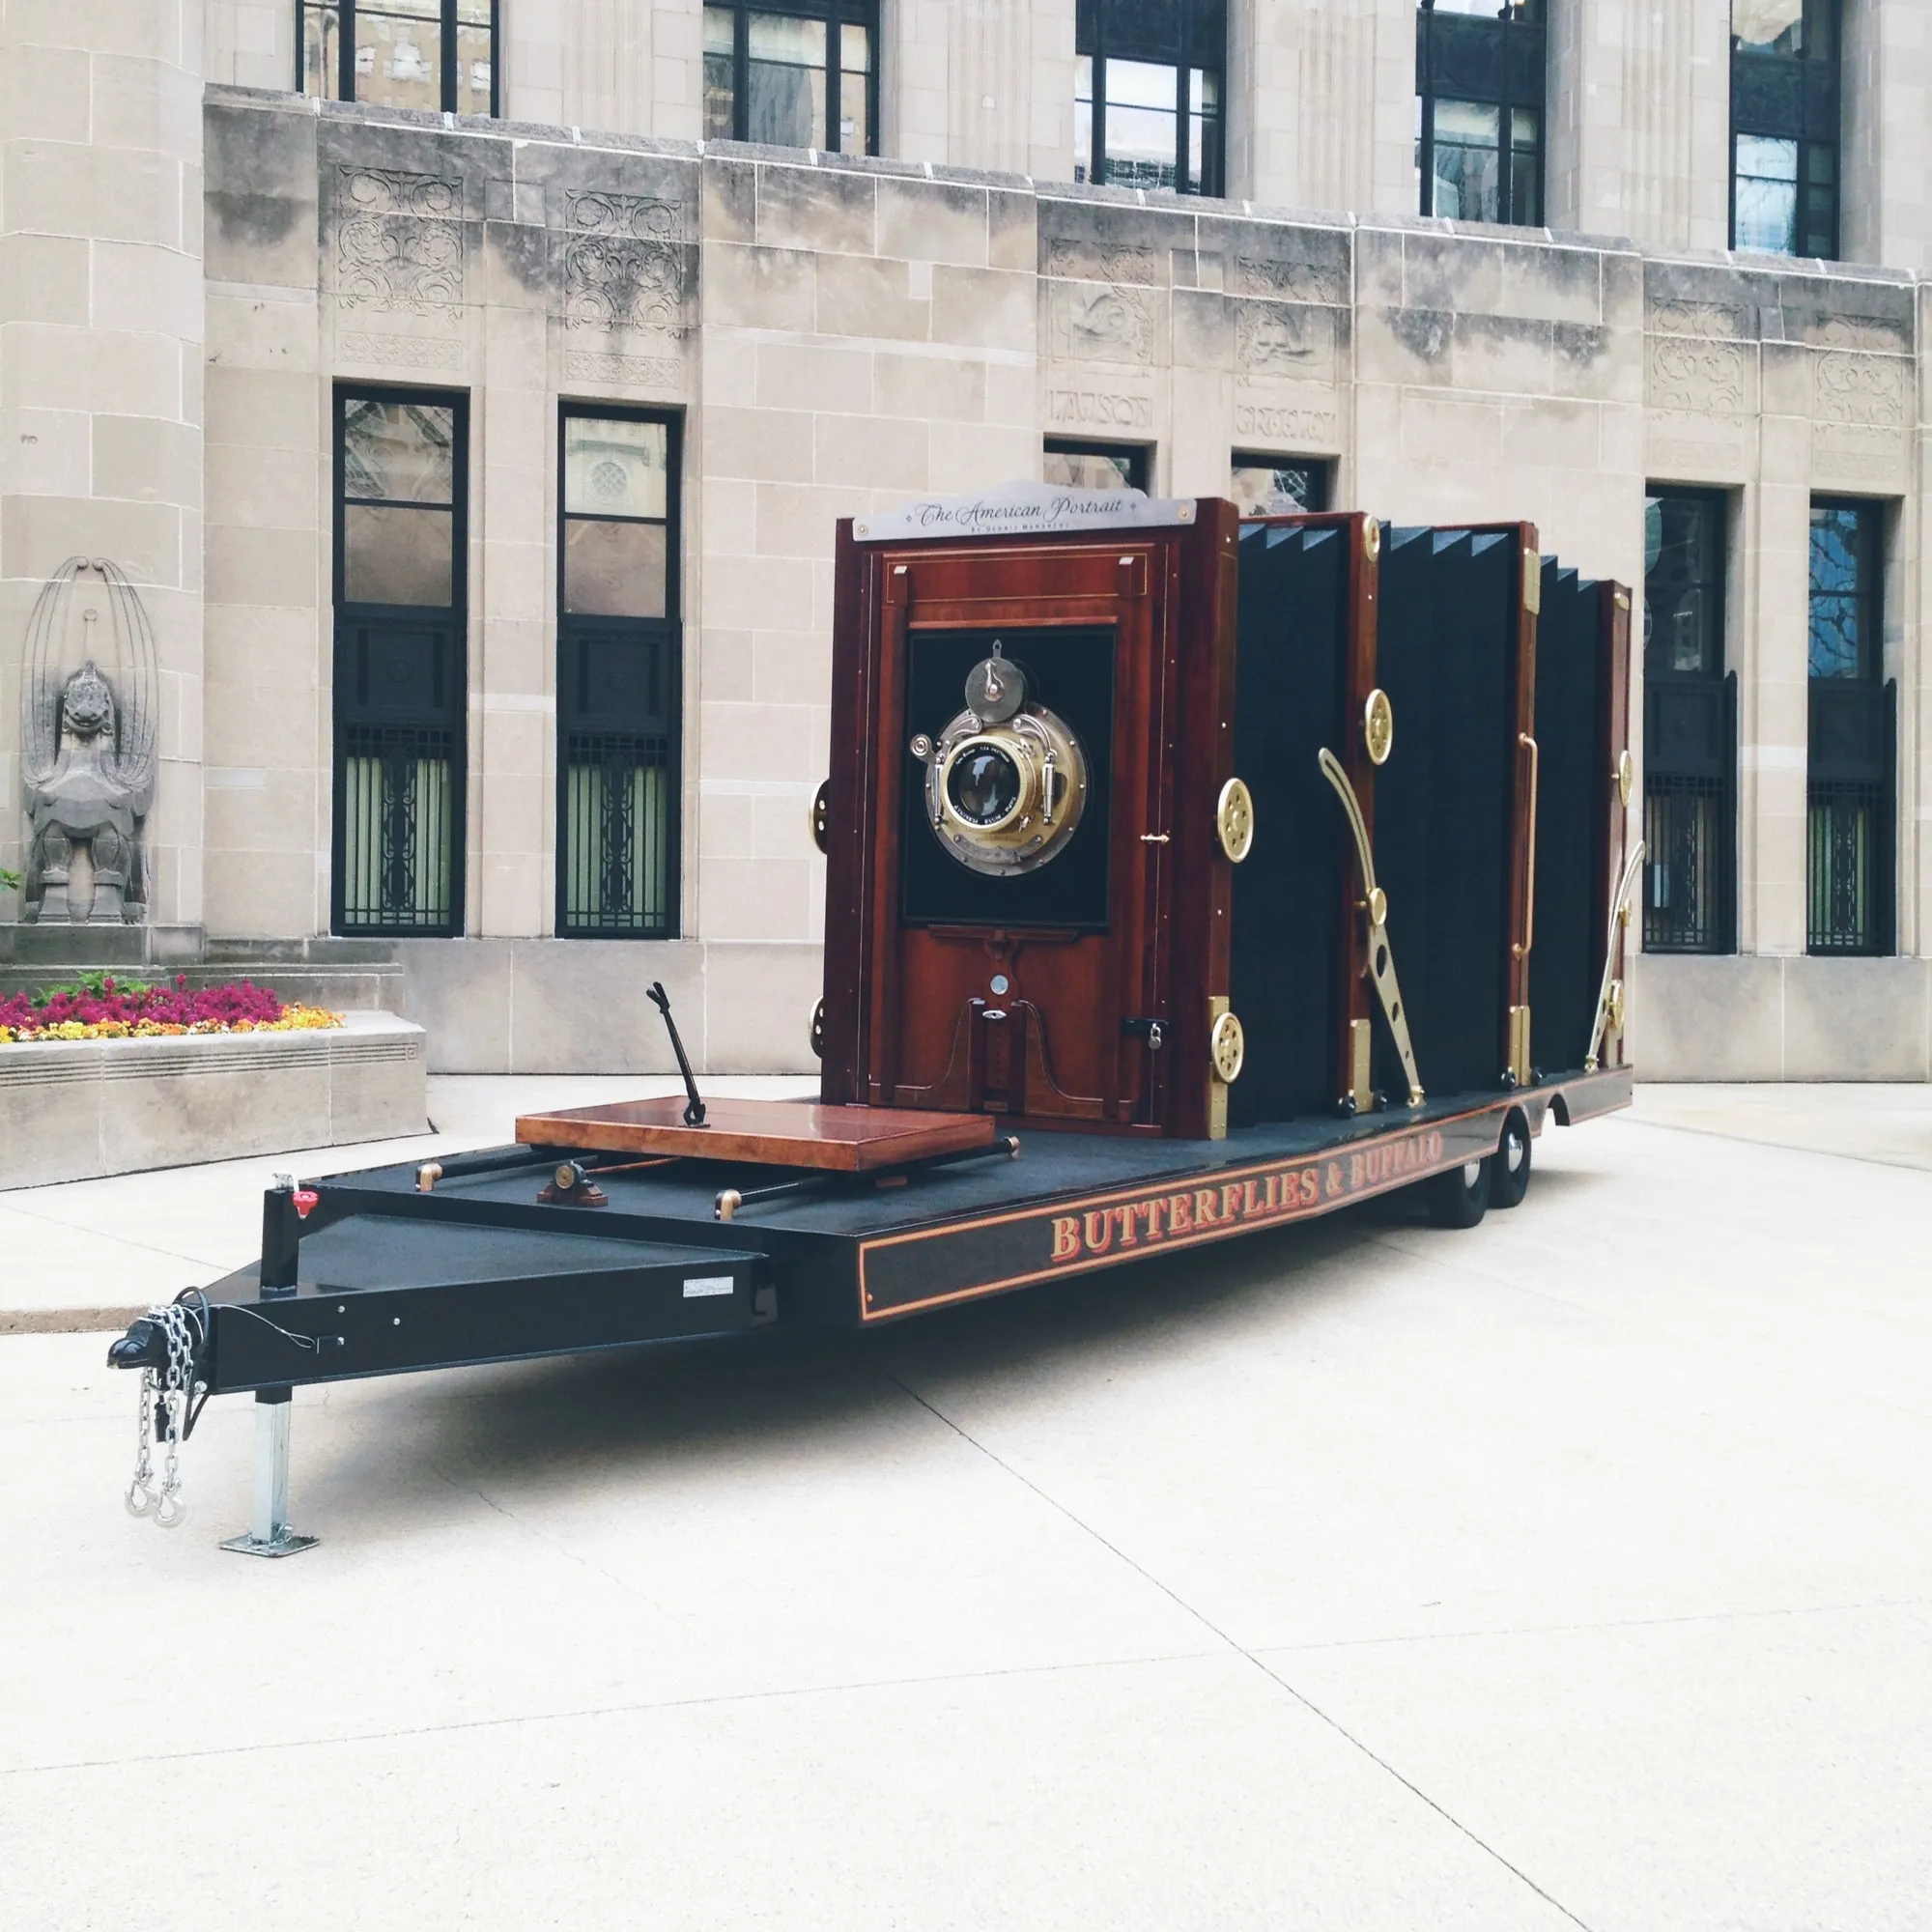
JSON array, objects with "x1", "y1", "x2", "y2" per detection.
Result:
[
  {"x1": 1813, "y1": 424, "x2": 1907, "y2": 483},
  {"x1": 1235, "y1": 301, "x2": 1335, "y2": 382},
  {"x1": 1045, "y1": 238, "x2": 1159, "y2": 286},
  {"x1": 1049, "y1": 283, "x2": 1153, "y2": 366},
  {"x1": 1233, "y1": 403, "x2": 1339, "y2": 444},
  {"x1": 1236, "y1": 255, "x2": 1348, "y2": 306},
  {"x1": 1647, "y1": 336, "x2": 1747, "y2": 413},
  {"x1": 337, "y1": 330, "x2": 464, "y2": 372},
  {"x1": 1813, "y1": 353, "x2": 1907, "y2": 426},
  {"x1": 561, "y1": 192, "x2": 691, "y2": 336},
  {"x1": 560, "y1": 349, "x2": 687, "y2": 388},
  {"x1": 336, "y1": 168, "x2": 464, "y2": 318},
  {"x1": 1046, "y1": 388, "x2": 1152, "y2": 429}
]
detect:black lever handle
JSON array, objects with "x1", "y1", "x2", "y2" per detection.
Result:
[{"x1": 646, "y1": 981, "x2": 706, "y2": 1126}]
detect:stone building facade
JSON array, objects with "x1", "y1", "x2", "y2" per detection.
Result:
[{"x1": 2, "y1": 2, "x2": 1928, "y2": 1077}]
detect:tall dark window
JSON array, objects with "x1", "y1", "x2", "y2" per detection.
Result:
[
  {"x1": 298, "y1": 1, "x2": 497, "y2": 116},
  {"x1": 1075, "y1": 0, "x2": 1226, "y2": 196},
  {"x1": 558, "y1": 408, "x2": 682, "y2": 938},
  {"x1": 1416, "y1": 1, "x2": 1545, "y2": 227},
  {"x1": 332, "y1": 389, "x2": 467, "y2": 936},
  {"x1": 1230, "y1": 455, "x2": 1330, "y2": 517},
  {"x1": 1641, "y1": 490, "x2": 1736, "y2": 953},
  {"x1": 1806, "y1": 499, "x2": 1894, "y2": 954},
  {"x1": 703, "y1": 2, "x2": 878, "y2": 153},
  {"x1": 1730, "y1": 0, "x2": 1838, "y2": 257},
  {"x1": 1043, "y1": 439, "x2": 1150, "y2": 493}
]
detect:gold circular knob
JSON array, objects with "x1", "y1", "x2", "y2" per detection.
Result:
[
  {"x1": 1214, "y1": 777, "x2": 1255, "y2": 863},
  {"x1": 1209, "y1": 1009, "x2": 1245, "y2": 1084},
  {"x1": 810, "y1": 997, "x2": 825, "y2": 1059},
  {"x1": 1363, "y1": 516, "x2": 1381, "y2": 563},
  {"x1": 1365, "y1": 885, "x2": 1388, "y2": 928},
  {"x1": 1615, "y1": 749, "x2": 1634, "y2": 810},
  {"x1": 1607, "y1": 979, "x2": 1626, "y2": 1034},
  {"x1": 555, "y1": 1162, "x2": 581, "y2": 1191},
  {"x1": 810, "y1": 780, "x2": 829, "y2": 853},
  {"x1": 1363, "y1": 688, "x2": 1394, "y2": 766}
]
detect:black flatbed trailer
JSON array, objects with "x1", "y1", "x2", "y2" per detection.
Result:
[{"x1": 106, "y1": 1065, "x2": 1628, "y2": 1551}]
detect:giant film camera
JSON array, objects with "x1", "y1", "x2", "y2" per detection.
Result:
[{"x1": 818, "y1": 486, "x2": 1634, "y2": 1142}]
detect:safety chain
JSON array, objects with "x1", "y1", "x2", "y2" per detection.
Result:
[{"x1": 125, "y1": 1296, "x2": 208, "y2": 1530}]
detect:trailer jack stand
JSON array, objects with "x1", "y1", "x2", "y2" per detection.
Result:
[{"x1": 220, "y1": 1388, "x2": 318, "y2": 1558}]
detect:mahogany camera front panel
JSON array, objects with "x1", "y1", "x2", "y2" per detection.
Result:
[
  {"x1": 820, "y1": 504, "x2": 1239, "y2": 1139},
  {"x1": 1530, "y1": 567, "x2": 1634, "y2": 1076}
]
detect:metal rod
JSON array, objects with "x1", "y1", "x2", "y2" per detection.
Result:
[
  {"x1": 646, "y1": 980, "x2": 707, "y2": 1127},
  {"x1": 715, "y1": 1133, "x2": 1021, "y2": 1221}
]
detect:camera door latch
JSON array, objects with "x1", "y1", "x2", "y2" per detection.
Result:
[{"x1": 1122, "y1": 1016, "x2": 1166, "y2": 1051}]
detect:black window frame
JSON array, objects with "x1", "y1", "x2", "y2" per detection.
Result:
[
  {"x1": 702, "y1": 0, "x2": 881, "y2": 156},
  {"x1": 1805, "y1": 495, "x2": 1894, "y2": 956},
  {"x1": 298, "y1": 0, "x2": 500, "y2": 117},
  {"x1": 1043, "y1": 438, "x2": 1151, "y2": 494},
  {"x1": 1230, "y1": 452, "x2": 1331, "y2": 516},
  {"x1": 1074, "y1": 0, "x2": 1227, "y2": 198},
  {"x1": 1729, "y1": 0, "x2": 1839, "y2": 259},
  {"x1": 1640, "y1": 486, "x2": 1738, "y2": 955},
  {"x1": 1415, "y1": 0, "x2": 1547, "y2": 229},
  {"x1": 330, "y1": 384, "x2": 469, "y2": 939},
  {"x1": 555, "y1": 403, "x2": 685, "y2": 941}
]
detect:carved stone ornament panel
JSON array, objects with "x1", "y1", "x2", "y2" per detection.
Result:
[
  {"x1": 336, "y1": 168, "x2": 465, "y2": 318},
  {"x1": 1236, "y1": 254, "x2": 1348, "y2": 307},
  {"x1": 1048, "y1": 282, "x2": 1154, "y2": 367},
  {"x1": 1045, "y1": 238, "x2": 1160, "y2": 286},
  {"x1": 561, "y1": 192, "x2": 690, "y2": 336},
  {"x1": 1235, "y1": 301, "x2": 1336, "y2": 384},
  {"x1": 1647, "y1": 336, "x2": 1748, "y2": 414},
  {"x1": 1813, "y1": 353, "x2": 1907, "y2": 426},
  {"x1": 1647, "y1": 298, "x2": 1748, "y2": 340}
]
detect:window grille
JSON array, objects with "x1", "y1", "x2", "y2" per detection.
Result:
[
  {"x1": 1043, "y1": 440, "x2": 1150, "y2": 493},
  {"x1": 331, "y1": 389, "x2": 467, "y2": 937},
  {"x1": 1075, "y1": 0, "x2": 1226, "y2": 196},
  {"x1": 299, "y1": 0, "x2": 497, "y2": 116},
  {"x1": 1641, "y1": 489, "x2": 1735, "y2": 953},
  {"x1": 1230, "y1": 456, "x2": 1330, "y2": 517},
  {"x1": 1415, "y1": 1, "x2": 1545, "y2": 227},
  {"x1": 557, "y1": 408, "x2": 682, "y2": 939},
  {"x1": 703, "y1": 1, "x2": 878, "y2": 153}
]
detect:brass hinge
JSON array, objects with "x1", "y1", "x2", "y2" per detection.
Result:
[{"x1": 1522, "y1": 547, "x2": 1542, "y2": 614}]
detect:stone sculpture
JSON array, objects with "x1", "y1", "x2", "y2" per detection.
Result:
[{"x1": 18, "y1": 558, "x2": 158, "y2": 923}]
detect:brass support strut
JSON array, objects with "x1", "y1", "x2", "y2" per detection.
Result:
[
  {"x1": 1318, "y1": 748, "x2": 1424, "y2": 1108},
  {"x1": 1584, "y1": 839, "x2": 1647, "y2": 1072}
]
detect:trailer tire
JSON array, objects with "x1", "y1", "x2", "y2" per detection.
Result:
[
  {"x1": 1489, "y1": 1108, "x2": 1532, "y2": 1209},
  {"x1": 1426, "y1": 1154, "x2": 1492, "y2": 1229}
]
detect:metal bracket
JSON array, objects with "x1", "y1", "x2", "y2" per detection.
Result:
[
  {"x1": 1584, "y1": 839, "x2": 1647, "y2": 1072},
  {"x1": 1318, "y1": 748, "x2": 1424, "y2": 1107},
  {"x1": 220, "y1": 1389, "x2": 318, "y2": 1559}
]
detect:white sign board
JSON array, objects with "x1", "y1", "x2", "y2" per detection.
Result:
[{"x1": 852, "y1": 480, "x2": 1198, "y2": 544}]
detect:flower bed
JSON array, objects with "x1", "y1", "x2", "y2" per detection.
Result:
[{"x1": 0, "y1": 974, "x2": 342, "y2": 1045}]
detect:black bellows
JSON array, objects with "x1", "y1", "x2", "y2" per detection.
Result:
[
  {"x1": 1528, "y1": 563, "x2": 1606, "y2": 1076},
  {"x1": 1228, "y1": 524, "x2": 1347, "y2": 1125},
  {"x1": 1373, "y1": 527, "x2": 1517, "y2": 1099}
]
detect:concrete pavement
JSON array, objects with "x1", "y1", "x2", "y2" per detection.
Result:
[{"x1": 3, "y1": 1091, "x2": 1930, "y2": 1927}]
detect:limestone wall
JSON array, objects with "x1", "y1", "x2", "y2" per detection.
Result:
[{"x1": 1, "y1": 1, "x2": 207, "y2": 928}]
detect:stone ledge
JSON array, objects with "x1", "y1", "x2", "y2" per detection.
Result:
[{"x1": 0, "y1": 1011, "x2": 428, "y2": 1189}]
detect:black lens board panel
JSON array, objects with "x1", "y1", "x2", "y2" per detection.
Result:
[
  {"x1": 1530, "y1": 563, "x2": 1601, "y2": 1075},
  {"x1": 899, "y1": 624, "x2": 1115, "y2": 929},
  {"x1": 1230, "y1": 524, "x2": 1347, "y2": 1124}
]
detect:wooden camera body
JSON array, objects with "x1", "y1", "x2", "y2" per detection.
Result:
[
  {"x1": 817, "y1": 496, "x2": 1242, "y2": 1140},
  {"x1": 818, "y1": 491, "x2": 1634, "y2": 1145}
]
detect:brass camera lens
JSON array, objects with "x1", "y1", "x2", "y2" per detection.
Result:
[{"x1": 946, "y1": 740, "x2": 1026, "y2": 829}]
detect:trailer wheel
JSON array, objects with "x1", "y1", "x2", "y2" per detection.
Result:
[
  {"x1": 1489, "y1": 1108, "x2": 1532, "y2": 1210},
  {"x1": 1426, "y1": 1154, "x2": 1492, "y2": 1229}
]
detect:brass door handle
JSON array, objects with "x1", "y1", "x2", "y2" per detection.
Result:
[{"x1": 1514, "y1": 732, "x2": 1539, "y2": 961}]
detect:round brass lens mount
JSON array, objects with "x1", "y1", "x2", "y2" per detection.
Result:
[{"x1": 924, "y1": 703, "x2": 1088, "y2": 878}]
